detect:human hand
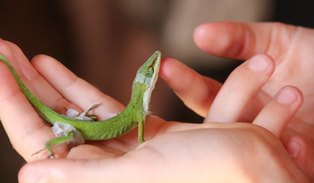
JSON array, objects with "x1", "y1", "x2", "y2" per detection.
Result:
[
  {"x1": 0, "y1": 39, "x2": 309, "y2": 182},
  {"x1": 162, "y1": 22, "x2": 314, "y2": 177}
]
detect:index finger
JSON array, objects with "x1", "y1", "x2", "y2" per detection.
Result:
[{"x1": 193, "y1": 22, "x2": 298, "y2": 60}]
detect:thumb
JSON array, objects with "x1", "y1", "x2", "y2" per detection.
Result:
[
  {"x1": 285, "y1": 136, "x2": 314, "y2": 179},
  {"x1": 18, "y1": 158, "x2": 142, "y2": 183},
  {"x1": 160, "y1": 58, "x2": 221, "y2": 116},
  {"x1": 193, "y1": 22, "x2": 298, "y2": 60}
]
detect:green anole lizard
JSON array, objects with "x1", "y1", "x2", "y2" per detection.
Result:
[{"x1": 0, "y1": 51, "x2": 161, "y2": 157}]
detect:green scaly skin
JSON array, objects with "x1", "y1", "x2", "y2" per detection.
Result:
[{"x1": 0, "y1": 51, "x2": 161, "y2": 156}]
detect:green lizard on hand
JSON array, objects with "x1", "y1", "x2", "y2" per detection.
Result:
[{"x1": 0, "y1": 51, "x2": 161, "y2": 158}]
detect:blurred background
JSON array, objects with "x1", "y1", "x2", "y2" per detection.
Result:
[{"x1": 0, "y1": 0, "x2": 313, "y2": 182}]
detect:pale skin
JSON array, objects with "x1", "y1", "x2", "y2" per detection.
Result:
[
  {"x1": 190, "y1": 22, "x2": 314, "y2": 178},
  {"x1": 0, "y1": 21, "x2": 311, "y2": 182}
]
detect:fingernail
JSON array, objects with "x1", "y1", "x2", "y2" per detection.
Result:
[
  {"x1": 247, "y1": 55, "x2": 270, "y2": 72},
  {"x1": 276, "y1": 87, "x2": 298, "y2": 105},
  {"x1": 287, "y1": 139, "x2": 300, "y2": 158}
]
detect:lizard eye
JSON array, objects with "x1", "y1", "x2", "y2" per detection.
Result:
[{"x1": 147, "y1": 66, "x2": 154, "y2": 77}]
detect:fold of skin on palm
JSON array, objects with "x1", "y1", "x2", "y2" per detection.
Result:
[{"x1": 192, "y1": 22, "x2": 314, "y2": 175}]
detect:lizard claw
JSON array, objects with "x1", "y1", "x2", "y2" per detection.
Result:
[
  {"x1": 47, "y1": 153, "x2": 56, "y2": 159},
  {"x1": 80, "y1": 103, "x2": 101, "y2": 120},
  {"x1": 31, "y1": 148, "x2": 46, "y2": 157},
  {"x1": 31, "y1": 147, "x2": 55, "y2": 159},
  {"x1": 66, "y1": 103, "x2": 101, "y2": 121}
]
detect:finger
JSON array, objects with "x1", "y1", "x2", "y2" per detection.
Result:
[
  {"x1": 0, "y1": 59, "x2": 57, "y2": 161},
  {"x1": 19, "y1": 159, "x2": 110, "y2": 183},
  {"x1": 193, "y1": 22, "x2": 297, "y2": 60},
  {"x1": 0, "y1": 39, "x2": 33, "y2": 78},
  {"x1": 160, "y1": 58, "x2": 221, "y2": 117},
  {"x1": 18, "y1": 157, "x2": 151, "y2": 183},
  {"x1": 253, "y1": 86, "x2": 303, "y2": 137},
  {"x1": 205, "y1": 54, "x2": 275, "y2": 123},
  {"x1": 1, "y1": 40, "x2": 79, "y2": 114},
  {"x1": 284, "y1": 136, "x2": 308, "y2": 172},
  {"x1": 32, "y1": 55, "x2": 124, "y2": 119},
  {"x1": 2, "y1": 41, "x2": 124, "y2": 118},
  {"x1": 67, "y1": 144, "x2": 119, "y2": 159},
  {"x1": 0, "y1": 40, "x2": 63, "y2": 160}
]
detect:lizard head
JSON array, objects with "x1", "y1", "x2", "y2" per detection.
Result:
[
  {"x1": 134, "y1": 50, "x2": 161, "y2": 87},
  {"x1": 134, "y1": 50, "x2": 161, "y2": 113}
]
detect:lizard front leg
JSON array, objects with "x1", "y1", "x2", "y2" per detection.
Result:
[{"x1": 33, "y1": 123, "x2": 84, "y2": 158}]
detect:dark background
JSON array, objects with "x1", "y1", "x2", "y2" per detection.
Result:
[{"x1": 0, "y1": 0, "x2": 314, "y2": 182}]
